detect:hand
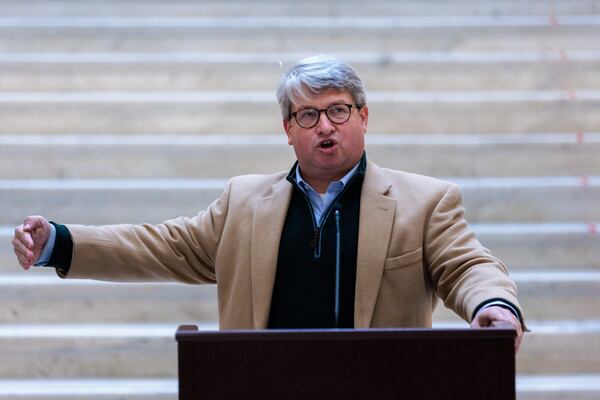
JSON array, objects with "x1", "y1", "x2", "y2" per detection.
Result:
[
  {"x1": 12, "y1": 216, "x2": 51, "y2": 270},
  {"x1": 470, "y1": 306, "x2": 524, "y2": 353}
]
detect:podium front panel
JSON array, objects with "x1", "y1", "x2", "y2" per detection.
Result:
[{"x1": 176, "y1": 327, "x2": 515, "y2": 400}]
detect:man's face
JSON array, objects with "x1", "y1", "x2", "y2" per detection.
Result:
[{"x1": 283, "y1": 89, "x2": 369, "y2": 187}]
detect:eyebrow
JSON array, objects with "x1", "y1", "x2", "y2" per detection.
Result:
[{"x1": 295, "y1": 101, "x2": 348, "y2": 111}]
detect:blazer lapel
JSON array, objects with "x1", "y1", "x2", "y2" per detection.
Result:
[
  {"x1": 250, "y1": 178, "x2": 293, "y2": 328},
  {"x1": 355, "y1": 161, "x2": 396, "y2": 328}
]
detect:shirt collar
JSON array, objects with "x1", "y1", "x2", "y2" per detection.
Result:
[{"x1": 295, "y1": 161, "x2": 361, "y2": 194}]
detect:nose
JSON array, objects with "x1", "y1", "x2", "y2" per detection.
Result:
[{"x1": 315, "y1": 110, "x2": 335, "y2": 135}]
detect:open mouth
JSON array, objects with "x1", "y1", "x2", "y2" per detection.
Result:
[{"x1": 320, "y1": 140, "x2": 335, "y2": 149}]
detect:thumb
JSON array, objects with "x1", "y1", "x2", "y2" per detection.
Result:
[
  {"x1": 23, "y1": 216, "x2": 44, "y2": 232},
  {"x1": 471, "y1": 313, "x2": 491, "y2": 328},
  {"x1": 490, "y1": 320, "x2": 515, "y2": 329}
]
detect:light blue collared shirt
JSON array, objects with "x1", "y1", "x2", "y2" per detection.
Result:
[
  {"x1": 33, "y1": 223, "x2": 56, "y2": 266},
  {"x1": 295, "y1": 162, "x2": 361, "y2": 228}
]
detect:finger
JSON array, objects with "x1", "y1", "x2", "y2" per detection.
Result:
[
  {"x1": 489, "y1": 309, "x2": 519, "y2": 326},
  {"x1": 30, "y1": 228, "x2": 50, "y2": 248},
  {"x1": 14, "y1": 243, "x2": 34, "y2": 264},
  {"x1": 489, "y1": 312, "x2": 523, "y2": 353},
  {"x1": 12, "y1": 236, "x2": 34, "y2": 257},
  {"x1": 481, "y1": 306, "x2": 513, "y2": 323},
  {"x1": 491, "y1": 318, "x2": 518, "y2": 330},
  {"x1": 472, "y1": 306, "x2": 524, "y2": 353},
  {"x1": 12, "y1": 241, "x2": 32, "y2": 261},
  {"x1": 472, "y1": 306, "x2": 515, "y2": 329},
  {"x1": 15, "y1": 251, "x2": 32, "y2": 270},
  {"x1": 472, "y1": 312, "x2": 493, "y2": 328},
  {"x1": 23, "y1": 216, "x2": 45, "y2": 232},
  {"x1": 14, "y1": 228, "x2": 34, "y2": 249},
  {"x1": 12, "y1": 235, "x2": 36, "y2": 267},
  {"x1": 470, "y1": 315, "x2": 486, "y2": 328},
  {"x1": 515, "y1": 331, "x2": 523, "y2": 353},
  {"x1": 511, "y1": 317, "x2": 524, "y2": 353},
  {"x1": 25, "y1": 218, "x2": 50, "y2": 249}
]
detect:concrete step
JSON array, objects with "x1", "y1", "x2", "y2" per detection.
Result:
[
  {"x1": 1, "y1": 91, "x2": 599, "y2": 134},
  {"x1": 458, "y1": 177, "x2": 600, "y2": 223},
  {"x1": 1, "y1": 22, "x2": 599, "y2": 53},
  {"x1": 0, "y1": 179, "x2": 225, "y2": 226},
  {"x1": 3, "y1": 225, "x2": 599, "y2": 273},
  {"x1": 518, "y1": 376, "x2": 600, "y2": 400},
  {"x1": 1, "y1": 272, "x2": 598, "y2": 323},
  {"x1": 1, "y1": 177, "x2": 599, "y2": 225},
  {"x1": 0, "y1": 321, "x2": 598, "y2": 378},
  {"x1": 434, "y1": 320, "x2": 600, "y2": 375},
  {"x1": 519, "y1": 330, "x2": 600, "y2": 375},
  {"x1": 0, "y1": 277, "x2": 219, "y2": 323},
  {"x1": 476, "y1": 224, "x2": 600, "y2": 269},
  {"x1": 0, "y1": 379, "x2": 176, "y2": 400},
  {"x1": 0, "y1": 324, "x2": 182, "y2": 378},
  {"x1": 0, "y1": 133, "x2": 598, "y2": 179},
  {"x1": 2, "y1": 55, "x2": 599, "y2": 91},
  {"x1": 0, "y1": 376, "x2": 599, "y2": 400},
  {"x1": 434, "y1": 271, "x2": 600, "y2": 320},
  {"x1": 2, "y1": 0, "x2": 599, "y2": 17}
]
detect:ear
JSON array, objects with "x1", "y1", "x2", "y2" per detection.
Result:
[
  {"x1": 358, "y1": 105, "x2": 369, "y2": 133},
  {"x1": 283, "y1": 118, "x2": 294, "y2": 145}
]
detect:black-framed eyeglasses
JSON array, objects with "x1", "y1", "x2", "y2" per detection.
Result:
[{"x1": 291, "y1": 103, "x2": 355, "y2": 129}]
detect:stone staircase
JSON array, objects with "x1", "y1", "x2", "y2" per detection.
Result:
[{"x1": 1, "y1": 1, "x2": 599, "y2": 398}]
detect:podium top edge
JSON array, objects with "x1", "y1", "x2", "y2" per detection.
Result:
[{"x1": 175, "y1": 326, "x2": 516, "y2": 342}]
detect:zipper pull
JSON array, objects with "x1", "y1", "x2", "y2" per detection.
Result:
[{"x1": 310, "y1": 229, "x2": 320, "y2": 248}]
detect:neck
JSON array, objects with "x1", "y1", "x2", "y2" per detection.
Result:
[
  {"x1": 302, "y1": 177, "x2": 334, "y2": 194},
  {"x1": 295, "y1": 154, "x2": 365, "y2": 194}
]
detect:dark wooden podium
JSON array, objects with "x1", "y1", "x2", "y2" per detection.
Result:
[{"x1": 176, "y1": 325, "x2": 515, "y2": 400}]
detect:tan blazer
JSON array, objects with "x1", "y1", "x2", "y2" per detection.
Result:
[{"x1": 64, "y1": 160, "x2": 522, "y2": 329}]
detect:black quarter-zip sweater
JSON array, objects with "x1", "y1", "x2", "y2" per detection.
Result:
[{"x1": 267, "y1": 154, "x2": 366, "y2": 329}]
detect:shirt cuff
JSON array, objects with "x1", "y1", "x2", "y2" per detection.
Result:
[
  {"x1": 479, "y1": 300, "x2": 519, "y2": 319},
  {"x1": 33, "y1": 223, "x2": 56, "y2": 267}
]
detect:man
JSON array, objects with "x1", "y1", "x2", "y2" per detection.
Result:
[{"x1": 12, "y1": 55, "x2": 524, "y2": 351}]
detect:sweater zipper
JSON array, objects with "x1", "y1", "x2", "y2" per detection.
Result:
[
  {"x1": 297, "y1": 189, "x2": 323, "y2": 259},
  {"x1": 287, "y1": 154, "x2": 365, "y2": 262},
  {"x1": 299, "y1": 185, "x2": 349, "y2": 260}
]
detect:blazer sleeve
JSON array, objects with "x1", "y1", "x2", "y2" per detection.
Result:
[
  {"x1": 423, "y1": 184, "x2": 525, "y2": 325},
  {"x1": 58, "y1": 179, "x2": 232, "y2": 284}
]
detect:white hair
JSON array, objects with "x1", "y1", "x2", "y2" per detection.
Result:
[{"x1": 276, "y1": 55, "x2": 367, "y2": 120}]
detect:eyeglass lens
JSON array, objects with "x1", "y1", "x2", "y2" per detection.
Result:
[{"x1": 295, "y1": 104, "x2": 352, "y2": 128}]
